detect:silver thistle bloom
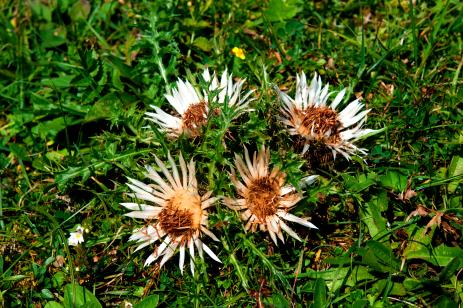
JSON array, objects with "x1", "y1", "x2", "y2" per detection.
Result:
[
  {"x1": 122, "y1": 154, "x2": 220, "y2": 275},
  {"x1": 145, "y1": 69, "x2": 254, "y2": 138},
  {"x1": 278, "y1": 72, "x2": 376, "y2": 160}
]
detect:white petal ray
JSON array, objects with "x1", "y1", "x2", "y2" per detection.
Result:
[
  {"x1": 189, "y1": 239, "x2": 195, "y2": 275},
  {"x1": 330, "y1": 88, "x2": 346, "y2": 110},
  {"x1": 201, "y1": 197, "x2": 219, "y2": 210},
  {"x1": 126, "y1": 192, "x2": 158, "y2": 204},
  {"x1": 155, "y1": 156, "x2": 179, "y2": 190},
  {"x1": 243, "y1": 147, "x2": 258, "y2": 179},
  {"x1": 194, "y1": 238, "x2": 204, "y2": 259},
  {"x1": 279, "y1": 219, "x2": 301, "y2": 241},
  {"x1": 201, "y1": 226, "x2": 219, "y2": 241},
  {"x1": 268, "y1": 228, "x2": 278, "y2": 245},
  {"x1": 120, "y1": 203, "x2": 160, "y2": 211},
  {"x1": 145, "y1": 165, "x2": 174, "y2": 195},
  {"x1": 280, "y1": 185, "x2": 295, "y2": 196},
  {"x1": 144, "y1": 253, "x2": 157, "y2": 267},
  {"x1": 165, "y1": 92, "x2": 185, "y2": 115},
  {"x1": 179, "y1": 153, "x2": 188, "y2": 188},
  {"x1": 124, "y1": 208, "x2": 162, "y2": 219},
  {"x1": 160, "y1": 241, "x2": 178, "y2": 268},
  {"x1": 188, "y1": 159, "x2": 197, "y2": 188},
  {"x1": 279, "y1": 212, "x2": 318, "y2": 229},
  {"x1": 127, "y1": 178, "x2": 153, "y2": 193},
  {"x1": 202, "y1": 242, "x2": 221, "y2": 263},
  {"x1": 179, "y1": 244, "x2": 186, "y2": 275},
  {"x1": 168, "y1": 153, "x2": 182, "y2": 188}
]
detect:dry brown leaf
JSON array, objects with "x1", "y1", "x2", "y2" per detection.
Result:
[
  {"x1": 406, "y1": 205, "x2": 430, "y2": 221},
  {"x1": 424, "y1": 211, "x2": 443, "y2": 234}
]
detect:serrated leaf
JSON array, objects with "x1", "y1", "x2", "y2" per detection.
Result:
[
  {"x1": 343, "y1": 172, "x2": 377, "y2": 192},
  {"x1": 402, "y1": 224, "x2": 433, "y2": 261},
  {"x1": 52, "y1": 271, "x2": 66, "y2": 288},
  {"x1": 183, "y1": 18, "x2": 210, "y2": 28},
  {"x1": 104, "y1": 55, "x2": 134, "y2": 78},
  {"x1": 46, "y1": 149, "x2": 68, "y2": 163},
  {"x1": 30, "y1": 0, "x2": 52, "y2": 22},
  {"x1": 55, "y1": 149, "x2": 150, "y2": 188},
  {"x1": 403, "y1": 278, "x2": 422, "y2": 290},
  {"x1": 263, "y1": 293, "x2": 289, "y2": 306},
  {"x1": 42, "y1": 75, "x2": 75, "y2": 88},
  {"x1": 228, "y1": 253, "x2": 249, "y2": 291},
  {"x1": 2, "y1": 274, "x2": 28, "y2": 281},
  {"x1": 40, "y1": 26, "x2": 67, "y2": 48},
  {"x1": 352, "y1": 300, "x2": 369, "y2": 308},
  {"x1": 9, "y1": 143, "x2": 28, "y2": 161},
  {"x1": 84, "y1": 94, "x2": 123, "y2": 122},
  {"x1": 31, "y1": 117, "x2": 78, "y2": 139}
]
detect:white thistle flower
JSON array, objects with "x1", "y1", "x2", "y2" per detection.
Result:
[
  {"x1": 223, "y1": 146, "x2": 317, "y2": 245},
  {"x1": 122, "y1": 153, "x2": 221, "y2": 275},
  {"x1": 145, "y1": 69, "x2": 254, "y2": 138},
  {"x1": 278, "y1": 72, "x2": 376, "y2": 160}
]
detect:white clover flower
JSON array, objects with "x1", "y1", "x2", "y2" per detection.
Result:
[{"x1": 68, "y1": 225, "x2": 84, "y2": 246}]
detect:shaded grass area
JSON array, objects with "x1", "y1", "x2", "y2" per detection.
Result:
[{"x1": 1, "y1": 0, "x2": 463, "y2": 306}]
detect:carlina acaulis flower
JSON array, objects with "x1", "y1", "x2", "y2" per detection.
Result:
[
  {"x1": 122, "y1": 153, "x2": 221, "y2": 275},
  {"x1": 277, "y1": 72, "x2": 377, "y2": 161},
  {"x1": 145, "y1": 69, "x2": 254, "y2": 138},
  {"x1": 223, "y1": 145, "x2": 318, "y2": 245}
]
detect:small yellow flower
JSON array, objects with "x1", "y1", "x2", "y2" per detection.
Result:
[{"x1": 232, "y1": 47, "x2": 246, "y2": 60}]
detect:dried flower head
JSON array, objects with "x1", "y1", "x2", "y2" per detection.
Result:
[
  {"x1": 122, "y1": 153, "x2": 220, "y2": 275},
  {"x1": 278, "y1": 72, "x2": 376, "y2": 160},
  {"x1": 224, "y1": 146, "x2": 317, "y2": 245},
  {"x1": 145, "y1": 69, "x2": 254, "y2": 138}
]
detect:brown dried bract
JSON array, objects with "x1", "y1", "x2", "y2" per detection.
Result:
[
  {"x1": 159, "y1": 190, "x2": 202, "y2": 239},
  {"x1": 182, "y1": 101, "x2": 208, "y2": 136},
  {"x1": 292, "y1": 106, "x2": 342, "y2": 144},
  {"x1": 158, "y1": 205, "x2": 195, "y2": 238},
  {"x1": 245, "y1": 175, "x2": 283, "y2": 222}
]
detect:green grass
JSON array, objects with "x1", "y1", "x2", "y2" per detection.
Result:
[{"x1": 1, "y1": 0, "x2": 463, "y2": 307}]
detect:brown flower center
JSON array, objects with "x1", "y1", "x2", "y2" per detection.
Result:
[
  {"x1": 158, "y1": 189, "x2": 202, "y2": 238},
  {"x1": 246, "y1": 176, "x2": 281, "y2": 222},
  {"x1": 182, "y1": 101, "x2": 208, "y2": 136},
  {"x1": 294, "y1": 106, "x2": 342, "y2": 143}
]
